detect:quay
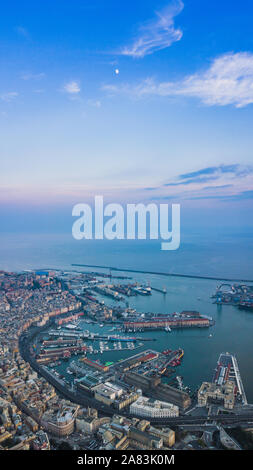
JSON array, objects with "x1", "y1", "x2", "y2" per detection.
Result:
[
  {"x1": 48, "y1": 330, "x2": 154, "y2": 342},
  {"x1": 151, "y1": 286, "x2": 167, "y2": 294},
  {"x1": 231, "y1": 354, "x2": 248, "y2": 405},
  {"x1": 213, "y1": 352, "x2": 247, "y2": 405}
]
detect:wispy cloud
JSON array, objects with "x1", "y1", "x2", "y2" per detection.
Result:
[
  {"x1": 87, "y1": 99, "x2": 101, "y2": 108},
  {"x1": 140, "y1": 164, "x2": 253, "y2": 205},
  {"x1": 164, "y1": 175, "x2": 218, "y2": 186},
  {"x1": 15, "y1": 26, "x2": 30, "y2": 39},
  {"x1": 63, "y1": 81, "x2": 81, "y2": 94},
  {"x1": 164, "y1": 164, "x2": 253, "y2": 187},
  {"x1": 175, "y1": 52, "x2": 253, "y2": 107},
  {"x1": 189, "y1": 190, "x2": 253, "y2": 201},
  {"x1": 120, "y1": 0, "x2": 184, "y2": 58},
  {"x1": 103, "y1": 52, "x2": 253, "y2": 108},
  {"x1": 21, "y1": 72, "x2": 46, "y2": 81},
  {"x1": 203, "y1": 184, "x2": 233, "y2": 190},
  {"x1": 231, "y1": 190, "x2": 253, "y2": 200},
  {"x1": 180, "y1": 166, "x2": 227, "y2": 180},
  {"x1": 0, "y1": 92, "x2": 18, "y2": 102}
]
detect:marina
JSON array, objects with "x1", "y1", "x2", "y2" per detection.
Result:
[{"x1": 47, "y1": 329, "x2": 154, "y2": 342}]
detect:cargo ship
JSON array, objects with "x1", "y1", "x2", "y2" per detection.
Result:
[{"x1": 238, "y1": 301, "x2": 253, "y2": 310}]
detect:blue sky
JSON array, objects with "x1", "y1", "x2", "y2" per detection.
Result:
[{"x1": 1, "y1": 0, "x2": 253, "y2": 232}]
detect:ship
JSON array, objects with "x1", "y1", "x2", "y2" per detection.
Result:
[
  {"x1": 132, "y1": 286, "x2": 152, "y2": 296},
  {"x1": 238, "y1": 301, "x2": 253, "y2": 310},
  {"x1": 64, "y1": 323, "x2": 77, "y2": 330},
  {"x1": 162, "y1": 349, "x2": 172, "y2": 355}
]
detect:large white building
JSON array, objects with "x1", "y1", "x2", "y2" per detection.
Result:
[{"x1": 130, "y1": 396, "x2": 179, "y2": 418}]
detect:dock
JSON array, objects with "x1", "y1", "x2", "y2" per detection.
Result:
[
  {"x1": 48, "y1": 330, "x2": 154, "y2": 342},
  {"x1": 231, "y1": 354, "x2": 248, "y2": 405},
  {"x1": 151, "y1": 286, "x2": 167, "y2": 294},
  {"x1": 214, "y1": 352, "x2": 247, "y2": 405}
]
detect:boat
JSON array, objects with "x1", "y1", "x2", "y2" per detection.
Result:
[
  {"x1": 132, "y1": 286, "x2": 152, "y2": 296},
  {"x1": 64, "y1": 323, "x2": 77, "y2": 330},
  {"x1": 162, "y1": 349, "x2": 172, "y2": 355}
]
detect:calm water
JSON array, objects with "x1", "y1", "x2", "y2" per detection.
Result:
[
  {"x1": 0, "y1": 232, "x2": 253, "y2": 401},
  {"x1": 0, "y1": 232, "x2": 253, "y2": 279}
]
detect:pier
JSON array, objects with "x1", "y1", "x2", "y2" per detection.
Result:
[
  {"x1": 151, "y1": 286, "x2": 167, "y2": 294},
  {"x1": 48, "y1": 330, "x2": 154, "y2": 342},
  {"x1": 71, "y1": 263, "x2": 253, "y2": 283},
  {"x1": 231, "y1": 354, "x2": 248, "y2": 405},
  {"x1": 215, "y1": 352, "x2": 247, "y2": 405}
]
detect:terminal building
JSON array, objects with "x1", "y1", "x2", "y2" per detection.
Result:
[
  {"x1": 198, "y1": 381, "x2": 235, "y2": 409},
  {"x1": 116, "y1": 351, "x2": 159, "y2": 373},
  {"x1": 124, "y1": 372, "x2": 191, "y2": 410},
  {"x1": 124, "y1": 312, "x2": 211, "y2": 331},
  {"x1": 80, "y1": 357, "x2": 109, "y2": 372},
  {"x1": 130, "y1": 396, "x2": 179, "y2": 418}
]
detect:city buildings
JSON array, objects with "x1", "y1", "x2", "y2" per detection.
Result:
[
  {"x1": 0, "y1": 269, "x2": 250, "y2": 451},
  {"x1": 130, "y1": 396, "x2": 179, "y2": 418},
  {"x1": 198, "y1": 381, "x2": 235, "y2": 409},
  {"x1": 123, "y1": 371, "x2": 191, "y2": 410},
  {"x1": 40, "y1": 402, "x2": 79, "y2": 437}
]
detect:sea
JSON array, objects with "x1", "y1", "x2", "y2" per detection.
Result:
[{"x1": 0, "y1": 231, "x2": 253, "y2": 401}]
